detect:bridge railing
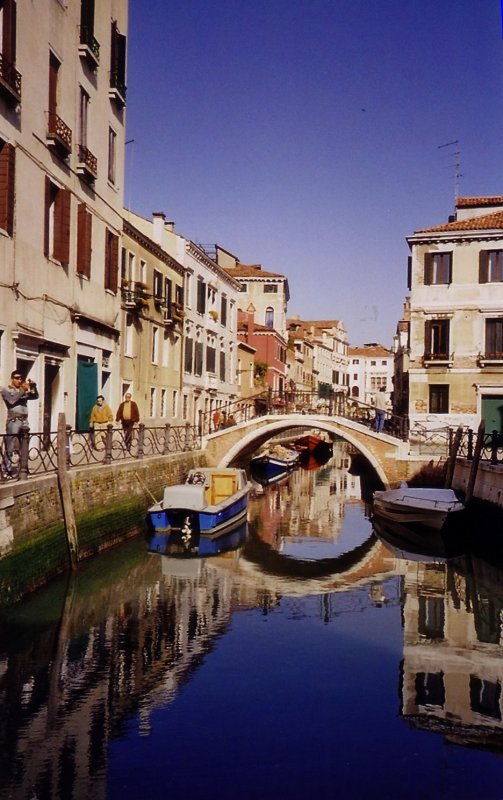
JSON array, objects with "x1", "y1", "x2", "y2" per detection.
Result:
[
  {"x1": 0, "y1": 423, "x2": 202, "y2": 484},
  {"x1": 201, "y1": 389, "x2": 410, "y2": 440}
]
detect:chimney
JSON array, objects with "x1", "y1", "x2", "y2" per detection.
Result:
[
  {"x1": 152, "y1": 211, "x2": 165, "y2": 245},
  {"x1": 246, "y1": 309, "x2": 255, "y2": 342}
]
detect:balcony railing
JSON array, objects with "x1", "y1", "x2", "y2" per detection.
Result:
[
  {"x1": 109, "y1": 71, "x2": 127, "y2": 106},
  {"x1": 77, "y1": 144, "x2": 98, "y2": 181},
  {"x1": 47, "y1": 112, "x2": 72, "y2": 155},
  {"x1": 121, "y1": 281, "x2": 149, "y2": 311},
  {"x1": 478, "y1": 352, "x2": 503, "y2": 366},
  {"x1": 79, "y1": 26, "x2": 100, "y2": 67},
  {"x1": 0, "y1": 52, "x2": 21, "y2": 103}
]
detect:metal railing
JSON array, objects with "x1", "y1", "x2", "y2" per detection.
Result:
[
  {"x1": 200, "y1": 389, "x2": 410, "y2": 440},
  {"x1": 0, "y1": 423, "x2": 202, "y2": 485}
]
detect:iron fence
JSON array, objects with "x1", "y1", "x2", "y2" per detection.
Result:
[{"x1": 0, "y1": 423, "x2": 202, "y2": 485}]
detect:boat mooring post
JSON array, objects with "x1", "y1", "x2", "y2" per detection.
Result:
[
  {"x1": 56, "y1": 412, "x2": 79, "y2": 570},
  {"x1": 465, "y1": 420, "x2": 485, "y2": 505},
  {"x1": 444, "y1": 425, "x2": 463, "y2": 489}
]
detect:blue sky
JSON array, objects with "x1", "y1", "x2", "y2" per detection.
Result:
[{"x1": 125, "y1": 0, "x2": 503, "y2": 347}]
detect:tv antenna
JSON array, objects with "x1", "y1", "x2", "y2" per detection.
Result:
[{"x1": 438, "y1": 140, "x2": 462, "y2": 206}]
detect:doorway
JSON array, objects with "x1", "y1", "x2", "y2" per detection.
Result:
[{"x1": 481, "y1": 394, "x2": 503, "y2": 435}]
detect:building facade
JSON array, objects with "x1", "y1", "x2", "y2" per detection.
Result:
[
  {"x1": 120, "y1": 219, "x2": 184, "y2": 425},
  {"x1": 406, "y1": 196, "x2": 503, "y2": 432},
  {"x1": 347, "y1": 343, "x2": 393, "y2": 407},
  {"x1": 0, "y1": 0, "x2": 128, "y2": 433}
]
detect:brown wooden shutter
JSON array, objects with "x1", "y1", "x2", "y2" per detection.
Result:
[
  {"x1": 44, "y1": 176, "x2": 51, "y2": 257},
  {"x1": 77, "y1": 203, "x2": 92, "y2": 277},
  {"x1": 105, "y1": 229, "x2": 119, "y2": 292},
  {"x1": 424, "y1": 320, "x2": 432, "y2": 357},
  {"x1": 424, "y1": 252, "x2": 432, "y2": 285},
  {"x1": 54, "y1": 188, "x2": 70, "y2": 264},
  {"x1": 3, "y1": 0, "x2": 17, "y2": 64},
  {"x1": 0, "y1": 142, "x2": 15, "y2": 235},
  {"x1": 479, "y1": 250, "x2": 488, "y2": 283}
]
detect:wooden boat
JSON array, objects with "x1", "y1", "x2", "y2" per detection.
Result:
[
  {"x1": 294, "y1": 433, "x2": 333, "y2": 462},
  {"x1": 250, "y1": 444, "x2": 300, "y2": 480},
  {"x1": 147, "y1": 467, "x2": 250, "y2": 539},
  {"x1": 372, "y1": 484, "x2": 464, "y2": 530}
]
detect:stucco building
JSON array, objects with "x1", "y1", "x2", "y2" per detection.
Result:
[
  {"x1": 0, "y1": 0, "x2": 128, "y2": 432},
  {"x1": 348, "y1": 343, "x2": 393, "y2": 407},
  {"x1": 405, "y1": 196, "x2": 503, "y2": 432}
]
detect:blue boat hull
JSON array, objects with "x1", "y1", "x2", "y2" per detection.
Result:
[{"x1": 148, "y1": 494, "x2": 248, "y2": 539}]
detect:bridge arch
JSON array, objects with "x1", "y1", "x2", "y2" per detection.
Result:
[{"x1": 210, "y1": 414, "x2": 395, "y2": 487}]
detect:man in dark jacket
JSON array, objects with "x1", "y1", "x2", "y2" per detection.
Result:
[
  {"x1": 1, "y1": 370, "x2": 39, "y2": 478},
  {"x1": 116, "y1": 393, "x2": 140, "y2": 449}
]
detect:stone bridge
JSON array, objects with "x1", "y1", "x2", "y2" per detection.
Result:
[{"x1": 203, "y1": 413, "x2": 434, "y2": 488}]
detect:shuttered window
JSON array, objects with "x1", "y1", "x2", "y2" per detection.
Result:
[
  {"x1": 479, "y1": 250, "x2": 503, "y2": 283},
  {"x1": 424, "y1": 252, "x2": 452, "y2": 285},
  {"x1": 424, "y1": 319, "x2": 450, "y2": 360},
  {"x1": 1, "y1": 0, "x2": 17, "y2": 65},
  {"x1": 44, "y1": 176, "x2": 70, "y2": 264},
  {"x1": 184, "y1": 337, "x2": 193, "y2": 373},
  {"x1": 77, "y1": 203, "x2": 92, "y2": 277},
  {"x1": 194, "y1": 342, "x2": 204, "y2": 376},
  {"x1": 104, "y1": 228, "x2": 118, "y2": 292},
  {"x1": 0, "y1": 140, "x2": 15, "y2": 235},
  {"x1": 485, "y1": 319, "x2": 503, "y2": 358}
]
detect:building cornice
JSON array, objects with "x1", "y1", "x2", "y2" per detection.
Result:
[
  {"x1": 187, "y1": 242, "x2": 243, "y2": 291},
  {"x1": 123, "y1": 220, "x2": 185, "y2": 277}
]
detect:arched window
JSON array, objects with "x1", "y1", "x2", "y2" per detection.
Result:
[
  {"x1": 352, "y1": 386, "x2": 359, "y2": 397},
  {"x1": 265, "y1": 307, "x2": 274, "y2": 328}
]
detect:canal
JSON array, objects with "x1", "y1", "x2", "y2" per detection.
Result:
[{"x1": 1, "y1": 441, "x2": 503, "y2": 800}]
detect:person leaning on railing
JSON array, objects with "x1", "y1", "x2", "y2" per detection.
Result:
[{"x1": 1, "y1": 370, "x2": 39, "y2": 479}]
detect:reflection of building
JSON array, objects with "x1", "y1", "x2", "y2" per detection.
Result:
[{"x1": 401, "y1": 558, "x2": 503, "y2": 747}]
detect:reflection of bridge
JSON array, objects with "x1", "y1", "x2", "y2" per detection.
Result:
[{"x1": 204, "y1": 413, "x2": 422, "y2": 487}]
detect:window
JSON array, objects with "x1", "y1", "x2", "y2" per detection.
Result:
[
  {"x1": 44, "y1": 177, "x2": 70, "y2": 264},
  {"x1": 265, "y1": 307, "x2": 274, "y2": 328},
  {"x1": 470, "y1": 677, "x2": 501, "y2": 720},
  {"x1": 206, "y1": 345, "x2": 216, "y2": 373},
  {"x1": 194, "y1": 341, "x2": 203, "y2": 376},
  {"x1": 172, "y1": 390, "x2": 177, "y2": 417},
  {"x1": 196, "y1": 278, "x2": 206, "y2": 314},
  {"x1": 352, "y1": 359, "x2": 359, "y2": 364},
  {"x1": 164, "y1": 277, "x2": 172, "y2": 310},
  {"x1": 80, "y1": 0, "x2": 95, "y2": 46},
  {"x1": 424, "y1": 252, "x2": 452, "y2": 285},
  {"x1": 140, "y1": 259, "x2": 147, "y2": 283},
  {"x1": 153, "y1": 269, "x2": 163, "y2": 301},
  {"x1": 418, "y1": 596, "x2": 445, "y2": 639},
  {"x1": 264, "y1": 284, "x2": 277, "y2": 293},
  {"x1": 151, "y1": 326, "x2": 159, "y2": 364},
  {"x1": 485, "y1": 319, "x2": 503, "y2": 358},
  {"x1": 353, "y1": 373, "x2": 358, "y2": 381},
  {"x1": 425, "y1": 319, "x2": 450, "y2": 360},
  {"x1": 0, "y1": 0, "x2": 20, "y2": 102},
  {"x1": 110, "y1": 20, "x2": 127, "y2": 103},
  {"x1": 480, "y1": 250, "x2": 503, "y2": 283},
  {"x1": 76, "y1": 203, "x2": 92, "y2": 277},
  {"x1": 182, "y1": 394, "x2": 188, "y2": 421},
  {"x1": 429, "y1": 385, "x2": 449, "y2": 414},
  {"x1": 184, "y1": 337, "x2": 193, "y2": 373},
  {"x1": 125, "y1": 313, "x2": 134, "y2": 356},
  {"x1": 79, "y1": 87, "x2": 89, "y2": 149},
  {"x1": 219, "y1": 350, "x2": 226, "y2": 382},
  {"x1": 0, "y1": 138, "x2": 15, "y2": 235},
  {"x1": 220, "y1": 295, "x2": 227, "y2": 327},
  {"x1": 370, "y1": 360, "x2": 376, "y2": 366},
  {"x1": 108, "y1": 127, "x2": 116, "y2": 184},
  {"x1": 415, "y1": 672, "x2": 445, "y2": 708},
  {"x1": 160, "y1": 388, "x2": 166, "y2": 417},
  {"x1": 104, "y1": 228, "x2": 119, "y2": 292},
  {"x1": 149, "y1": 387, "x2": 156, "y2": 417}
]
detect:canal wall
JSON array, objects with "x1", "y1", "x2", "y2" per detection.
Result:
[
  {"x1": 0, "y1": 451, "x2": 207, "y2": 607},
  {"x1": 453, "y1": 460, "x2": 503, "y2": 509}
]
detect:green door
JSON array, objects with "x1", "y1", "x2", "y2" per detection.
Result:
[
  {"x1": 481, "y1": 395, "x2": 503, "y2": 435},
  {"x1": 76, "y1": 358, "x2": 98, "y2": 431}
]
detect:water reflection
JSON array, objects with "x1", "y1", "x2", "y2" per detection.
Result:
[{"x1": 1, "y1": 442, "x2": 503, "y2": 798}]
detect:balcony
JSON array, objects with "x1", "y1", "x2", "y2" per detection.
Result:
[
  {"x1": 47, "y1": 112, "x2": 72, "y2": 157},
  {"x1": 423, "y1": 351, "x2": 453, "y2": 367},
  {"x1": 79, "y1": 26, "x2": 100, "y2": 69},
  {"x1": 109, "y1": 71, "x2": 127, "y2": 107},
  {"x1": 478, "y1": 352, "x2": 503, "y2": 367},
  {"x1": 76, "y1": 144, "x2": 98, "y2": 182},
  {"x1": 0, "y1": 53, "x2": 21, "y2": 104},
  {"x1": 121, "y1": 281, "x2": 149, "y2": 312}
]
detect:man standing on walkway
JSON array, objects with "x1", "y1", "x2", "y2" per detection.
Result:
[
  {"x1": 374, "y1": 386, "x2": 388, "y2": 433},
  {"x1": 1, "y1": 370, "x2": 39, "y2": 478},
  {"x1": 89, "y1": 395, "x2": 113, "y2": 449},
  {"x1": 116, "y1": 392, "x2": 140, "y2": 449}
]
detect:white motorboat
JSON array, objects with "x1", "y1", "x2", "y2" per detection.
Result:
[{"x1": 372, "y1": 485, "x2": 465, "y2": 530}]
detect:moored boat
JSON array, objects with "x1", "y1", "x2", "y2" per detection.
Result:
[
  {"x1": 372, "y1": 484, "x2": 465, "y2": 530},
  {"x1": 147, "y1": 467, "x2": 250, "y2": 539},
  {"x1": 250, "y1": 444, "x2": 300, "y2": 481},
  {"x1": 294, "y1": 433, "x2": 333, "y2": 463}
]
